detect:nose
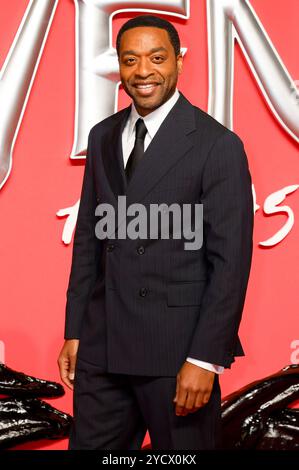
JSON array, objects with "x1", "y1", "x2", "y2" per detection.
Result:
[{"x1": 135, "y1": 57, "x2": 154, "y2": 78}]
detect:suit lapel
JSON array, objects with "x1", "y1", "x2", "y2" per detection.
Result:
[
  {"x1": 101, "y1": 92, "x2": 196, "y2": 234},
  {"x1": 102, "y1": 105, "x2": 131, "y2": 202},
  {"x1": 125, "y1": 92, "x2": 196, "y2": 207}
]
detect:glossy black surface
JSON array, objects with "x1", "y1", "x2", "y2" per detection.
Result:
[
  {"x1": 221, "y1": 364, "x2": 299, "y2": 449},
  {"x1": 0, "y1": 363, "x2": 64, "y2": 398},
  {"x1": 0, "y1": 397, "x2": 72, "y2": 449}
]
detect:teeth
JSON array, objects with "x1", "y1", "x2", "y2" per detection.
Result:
[{"x1": 136, "y1": 84, "x2": 156, "y2": 88}]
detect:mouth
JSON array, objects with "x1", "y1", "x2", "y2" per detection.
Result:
[{"x1": 133, "y1": 82, "x2": 160, "y2": 97}]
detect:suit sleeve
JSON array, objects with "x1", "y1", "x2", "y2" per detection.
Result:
[
  {"x1": 187, "y1": 130, "x2": 254, "y2": 367},
  {"x1": 64, "y1": 127, "x2": 101, "y2": 339}
]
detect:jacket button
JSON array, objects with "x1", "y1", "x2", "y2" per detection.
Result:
[
  {"x1": 107, "y1": 244, "x2": 115, "y2": 252},
  {"x1": 137, "y1": 245, "x2": 145, "y2": 255},
  {"x1": 139, "y1": 287, "x2": 148, "y2": 297}
]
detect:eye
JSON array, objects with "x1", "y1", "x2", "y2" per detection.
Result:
[
  {"x1": 152, "y1": 56, "x2": 165, "y2": 63},
  {"x1": 125, "y1": 57, "x2": 136, "y2": 65}
]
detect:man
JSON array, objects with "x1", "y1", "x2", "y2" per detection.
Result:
[{"x1": 58, "y1": 15, "x2": 253, "y2": 450}]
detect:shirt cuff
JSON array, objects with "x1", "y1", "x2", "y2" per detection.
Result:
[{"x1": 186, "y1": 357, "x2": 224, "y2": 374}]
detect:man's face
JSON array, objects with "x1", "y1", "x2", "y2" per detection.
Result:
[{"x1": 118, "y1": 26, "x2": 183, "y2": 116}]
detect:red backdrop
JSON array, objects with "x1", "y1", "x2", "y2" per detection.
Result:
[{"x1": 0, "y1": 0, "x2": 298, "y2": 449}]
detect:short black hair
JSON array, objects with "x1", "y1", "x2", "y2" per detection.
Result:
[{"x1": 116, "y1": 15, "x2": 181, "y2": 57}]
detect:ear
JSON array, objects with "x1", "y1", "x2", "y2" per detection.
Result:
[{"x1": 177, "y1": 53, "x2": 183, "y2": 75}]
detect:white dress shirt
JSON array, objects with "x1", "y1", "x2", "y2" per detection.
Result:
[{"x1": 121, "y1": 88, "x2": 224, "y2": 375}]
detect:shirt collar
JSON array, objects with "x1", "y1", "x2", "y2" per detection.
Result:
[{"x1": 127, "y1": 88, "x2": 180, "y2": 141}]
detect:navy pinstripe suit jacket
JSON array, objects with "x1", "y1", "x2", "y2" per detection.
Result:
[{"x1": 64, "y1": 91, "x2": 254, "y2": 376}]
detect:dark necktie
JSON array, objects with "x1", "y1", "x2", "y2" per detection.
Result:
[{"x1": 125, "y1": 118, "x2": 147, "y2": 183}]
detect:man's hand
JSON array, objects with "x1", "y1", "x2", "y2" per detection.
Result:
[
  {"x1": 57, "y1": 339, "x2": 79, "y2": 390},
  {"x1": 173, "y1": 362, "x2": 215, "y2": 416}
]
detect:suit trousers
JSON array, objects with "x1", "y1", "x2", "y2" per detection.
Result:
[{"x1": 68, "y1": 356, "x2": 222, "y2": 450}]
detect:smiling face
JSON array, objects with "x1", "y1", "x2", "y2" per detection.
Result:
[{"x1": 118, "y1": 26, "x2": 183, "y2": 116}]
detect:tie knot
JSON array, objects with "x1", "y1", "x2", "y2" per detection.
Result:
[{"x1": 135, "y1": 118, "x2": 147, "y2": 141}]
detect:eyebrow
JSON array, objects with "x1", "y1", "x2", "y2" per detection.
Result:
[{"x1": 121, "y1": 47, "x2": 168, "y2": 57}]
